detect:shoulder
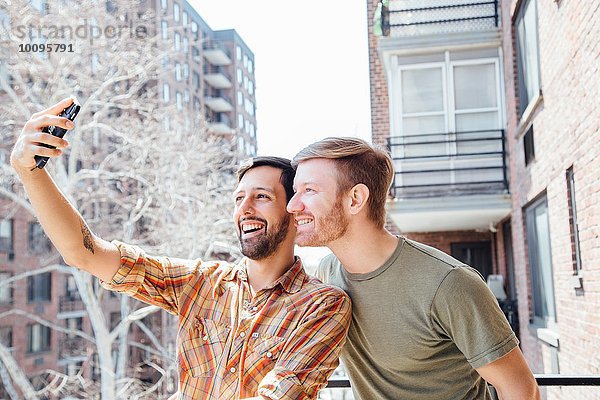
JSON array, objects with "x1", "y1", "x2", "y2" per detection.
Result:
[
  {"x1": 403, "y1": 238, "x2": 466, "y2": 270},
  {"x1": 314, "y1": 252, "x2": 342, "y2": 283},
  {"x1": 301, "y1": 270, "x2": 351, "y2": 308}
]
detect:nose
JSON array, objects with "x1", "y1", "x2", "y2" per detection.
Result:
[
  {"x1": 238, "y1": 197, "x2": 254, "y2": 215},
  {"x1": 287, "y1": 192, "x2": 303, "y2": 214}
]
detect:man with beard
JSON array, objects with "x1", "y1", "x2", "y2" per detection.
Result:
[
  {"x1": 10, "y1": 98, "x2": 351, "y2": 400},
  {"x1": 287, "y1": 137, "x2": 540, "y2": 400}
]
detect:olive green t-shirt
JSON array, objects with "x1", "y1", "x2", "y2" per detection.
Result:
[{"x1": 317, "y1": 238, "x2": 518, "y2": 400}]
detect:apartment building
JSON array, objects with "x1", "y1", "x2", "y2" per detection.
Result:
[
  {"x1": 368, "y1": 0, "x2": 599, "y2": 398},
  {"x1": 0, "y1": 0, "x2": 256, "y2": 397}
]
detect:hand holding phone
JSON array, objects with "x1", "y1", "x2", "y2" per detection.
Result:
[{"x1": 34, "y1": 99, "x2": 81, "y2": 169}]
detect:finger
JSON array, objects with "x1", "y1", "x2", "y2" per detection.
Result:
[
  {"x1": 28, "y1": 115, "x2": 74, "y2": 131},
  {"x1": 27, "y1": 144, "x2": 63, "y2": 158},
  {"x1": 31, "y1": 97, "x2": 75, "y2": 118},
  {"x1": 30, "y1": 132, "x2": 70, "y2": 149}
]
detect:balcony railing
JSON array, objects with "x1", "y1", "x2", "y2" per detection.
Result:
[
  {"x1": 326, "y1": 375, "x2": 600, "y2": 388},
  {"x1": 59, "y1": 294, "x2": 84, "y2": 313},
  {"x1": 387, "y1": 130, "x2": 507, "y2": 198},
  {"x1": 378, "y1": 0, "x2": 499, "y2": 37},
  {"x1": 58, "y1": 336, "x2": 86, "y2": 358}
]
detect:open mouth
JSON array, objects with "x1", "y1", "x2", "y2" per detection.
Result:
[
  {"x1": 240, "y1": 220, "x2": 266, "y2": 238},
  {"x1": 295, "y1": 216, "x2": 314, "y2": 227}
]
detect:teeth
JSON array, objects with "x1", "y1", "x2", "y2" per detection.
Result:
[
  {"x1": 297, "y1": 219, "x2": 312, "y2": 226},
  {"x1": 242, "y1": 223, "x2": 263, "y2": 233}
]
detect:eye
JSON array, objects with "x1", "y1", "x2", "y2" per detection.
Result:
[
  {"x1": 305, "y1": 187, "x2": 315, "y2": 193},
  {"x1": 257, "y1": 193, "x2": 270, "y2": 200},
  {"x1": 234, "y1": 195, "x2": 244, "y2": 204}
]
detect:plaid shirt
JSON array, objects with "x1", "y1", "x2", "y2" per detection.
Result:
[{"x1": 101, "y1": 241, "x2": 351, "y2": 400}]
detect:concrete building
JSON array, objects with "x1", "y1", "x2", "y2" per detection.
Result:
[{"x1": 367, "y1": 0, "x2": 599, "y2": 398}]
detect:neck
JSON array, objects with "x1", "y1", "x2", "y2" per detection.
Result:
[
  {"x1": 327, "y1": 223, "x2": 399, "y2": 274},
  {"x1": 246, "y1": 248, "x2": 296, "y2": 293}
]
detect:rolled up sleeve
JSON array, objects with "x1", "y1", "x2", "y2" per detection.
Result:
[{"x1": 100, "y1": 240, "x2": 202, "y2": 315}]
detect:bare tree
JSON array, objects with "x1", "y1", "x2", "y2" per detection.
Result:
[{"x1": 0, "y1": 0, "x2": 240, "y2": 398}]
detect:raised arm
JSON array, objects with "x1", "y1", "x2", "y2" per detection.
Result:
[{"x1": 10, "y1": 97, "x2": 121, "y2": 282}]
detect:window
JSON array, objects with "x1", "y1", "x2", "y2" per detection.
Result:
[
  {"x1": 173, "y1": 3, "x2": 180, "y2": 22},
  {"x1": 0, "y1": 326, "x2": 12, "y2": 348},
  {"x1": 238, "y1": 113, "x2": 244, "y2": 128},
  {"x1": 524, "y1": 125, "x2": 535, "y2": 165},
  {"x1": 175, "y1": 62, "x2": 181, "y2": 81},
  {"x1": 0, "y1": 219, "x2": 13, "y2": 253},
  {"x1": 182, "y1": 36, "x2": 188, "y2": 53},
  {"x1": 161, "y1": 20, "x2": 168, "y2": 40},
  {"x1": 28, "y1": 222, "x2": 52, "y2": 254},
  {"x1": 65, "y1": 275, "x2": 79, "y2": 300},
  {"x1": 27, "y1": 272, "x2": 52, "y2": 303},
  {"x1": 525, "y1": 195, "x2": 556, "y2": 326},
  {"x1": 236, "y1": 45, "x2": 242, "y2": 60},
  {"x1": 66, "y1": 317, "x2": 83, "y2": 338},
  {"x1": 182, "y1": 11, "x2": 188, "y2": 27},
  {"x1": 237, "y1": 91, "x2": 243, "y2": 106},
  {"x1": 163, "y1": 83, "x2": 170, "y2": 103},
  {"x1": 174, "y1": 32, "x2": 180, "y2": 51},
  {"x1": 193, "y1": 72, "x2": 200, "y2": 90},
  {"x1": 27, "y1": 324, "x2": 51, "y2": 353},
  {"x1": 566, "y1": 167, "x2": 582, "y2": 275},
  {"x1": 248, "y1": 80, "x2": 254, "y2": 95},
  {"x1": 0, "y1": 272, "x2": 13, "y2": 305},
  {"x1": 160, "y1": 0, "x2": 167, "y2": 10},
  {"x1": 184, "y1": 90, "x2": 190, "y2": 103},
  {"x1": 237, "y1": 68, "x2": 242, "y2": 82},
  {"x1": 176, "y1": 92, "x2": 182, "y2": 111},
  {"x1": 248, "y1": 60, "x2": 253, "y2": 74},
  {"x1": 515, "y1": 0, "x2": 541, "y2": 117},
  {"x1": 183, "y1": 63, "x2": 189, "y2": 79}
]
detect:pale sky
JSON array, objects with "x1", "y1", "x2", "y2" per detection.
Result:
[{"x1": 190, "y1": 0, "x2": 373, "y2": 159}]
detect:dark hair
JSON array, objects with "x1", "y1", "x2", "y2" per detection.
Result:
[{"x1": 236, "y1": 156, "x2": 296, "y2": 201}]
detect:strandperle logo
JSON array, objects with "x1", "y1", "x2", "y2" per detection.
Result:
[{"x1": 9, "y1": 19, "x2": 149, "y2": 45}]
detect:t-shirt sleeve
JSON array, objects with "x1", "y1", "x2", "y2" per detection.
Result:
[
  {"x1": 315, "y1": 253, "x2": 336, "y2": 284},
  {"x1": 430, "y1": 267, "x2": 519, "y2": 369}
]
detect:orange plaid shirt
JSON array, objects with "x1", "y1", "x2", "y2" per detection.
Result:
[{"x1": 101, "y1": 241, "x2": 351, "y2": 399}]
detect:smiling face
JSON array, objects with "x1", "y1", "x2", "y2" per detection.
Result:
[
  {"x1": 233, "y1": 166, "x2": 293, "y2": 260},
  {"x1": 287, "y1": 158, "x2": 349, "y2": 247}
]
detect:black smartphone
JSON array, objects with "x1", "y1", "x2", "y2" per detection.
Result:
[{"x1": 34, "y1": 99, "x2": 81, "y2": 169}]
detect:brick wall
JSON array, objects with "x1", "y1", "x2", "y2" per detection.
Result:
[
  {"x1": 367, "y1": 0, "x2": 390, "y2": 148},
  {"x1": 502, "y1": 1, "x2": 600, "y2": 398}
]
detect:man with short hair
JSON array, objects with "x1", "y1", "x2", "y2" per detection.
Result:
[
  {"x1": 287, "y1": 136, "x2": 540, "y2": 400},
  {"x1": 10, "y1": 98, "x2": 351, "y2": 400}
]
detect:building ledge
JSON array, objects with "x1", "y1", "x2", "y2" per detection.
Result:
[{"x1": 386, "y1": 193, "x2": 511, "y2": 232}]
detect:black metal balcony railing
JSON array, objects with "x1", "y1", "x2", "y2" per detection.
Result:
[
  {"x1": 387, "y1": 130, "x2": 507, "y2": 198},
  {"x1": 379, "y1": 0, "x2": 499, "y2": 37},
  {"x1": 58, "y1": 336, "x2": 86, "y2": 358},
  {"x1": 58, "y1": 294, "x2": 83, "y2": 313},
  {"x1": 326, "y1": 375, "x2": 600, "y2": 389}
]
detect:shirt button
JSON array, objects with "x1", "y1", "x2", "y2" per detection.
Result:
[
  {"x1": 202, "y1": 335, "x2": 208, "y2": 341},
  {"x1": 266, "y1": 352, "x2": 273, "y2": 358},
  {"x1": 230, "y1": 367, "x2": 236, "y2": 373},
  {"x1": 239, "y1": 331, "x2": 246, "y2": 338},
  {"x1": 252, "y1": 306, "x2": 258, "y2": 311}
]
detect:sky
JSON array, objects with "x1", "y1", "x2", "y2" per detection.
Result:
[{"x1": 190, "y1": 0, "x2": 373, "y2": 159}]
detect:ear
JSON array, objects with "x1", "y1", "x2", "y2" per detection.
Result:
[{"x1": 347, "y1": 184, "x2": 369, "y2": 216}]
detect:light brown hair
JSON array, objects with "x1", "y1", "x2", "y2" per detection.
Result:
[{"x1": 292, "y1": 137, "x2": 394, "y2": 228}]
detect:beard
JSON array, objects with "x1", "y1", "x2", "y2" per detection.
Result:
[
  {"x1": 296, "y1": 198, "x2": 348, "y2": 247},
  {"x1": 239, "y1": 215, "x2": 290, "y2": 260}
]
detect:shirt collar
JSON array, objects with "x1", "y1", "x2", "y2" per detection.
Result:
[{"x1": 223, "y1": 256, "x2": 306, "y2": 294}]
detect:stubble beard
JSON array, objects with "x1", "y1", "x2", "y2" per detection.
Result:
[
  {"x1": 296, "y1": 199, "x2": 348, "y2": 247},
  {"x1": 239, "y1": 216, "x2": 290, "y2": 260}
]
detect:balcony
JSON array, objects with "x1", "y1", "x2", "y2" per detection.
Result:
[
  {"x1": 58, "y1": 293, "x2": 86, "y2": 318},
  {"x1": 386, "y1": 130, "x2": 510, "y2": 232},
  {"x1": 208, "y1": 113, "x2": 234, "y2": 135},
  {"x1": 59, "y1": 336, "x2": 86, "y2": 359},
  {"x1": 203, "y1": 41, "x2": 232, "y2": 66},
  {"x1": 378, "y1": 0, "x2": 499, "y2": 38},
  {"x1": 204, "y1": 90, "x2": 233, "y2": 113},
  {"x1": 203, "y1": 66, "x2": 233, "y2": 89}
]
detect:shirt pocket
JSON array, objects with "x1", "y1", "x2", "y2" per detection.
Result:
[
  {"x1": 179, "y1": 317, "x2": 230, "y2": 377},
  {"x1": 245, "y1": 334, "x2": 286, "y2": 374}
]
